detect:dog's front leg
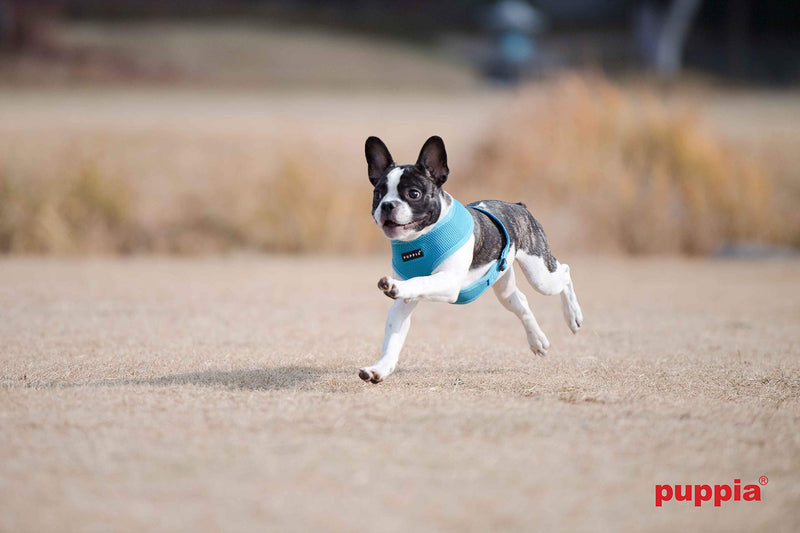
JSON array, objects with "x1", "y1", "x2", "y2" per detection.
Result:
[
  {"x1": 378, "y1": 271, "x2": 462, "y2": 303},
  {"x1": 359, "y1": 299, "x2": 418, "y2": 383},
  {"x1": 379, "y1": 236, "x2": 473, "y2": 303}
]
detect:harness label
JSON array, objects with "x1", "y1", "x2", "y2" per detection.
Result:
[{"x1": 401, "y1": 249, "x2": 424, "y2": 262}]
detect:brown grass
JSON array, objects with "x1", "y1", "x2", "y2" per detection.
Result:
[
  {"x1": 2, "y1": 20, "x2": 798, "y2": 256},
  {"x1": 248, "y1": 154, "x2": 379, "y2": 254},
  {"x1": 0, "y1": 127, "x2": 379, "y2": 255},
  {"x1": 1, "y1": 77, "x2": 798, "y2": 256},
  {"x1": 0, "y1": 163, "x2": 136, "y2": 253},
  {"x1": 1, "y1": 255, "x2": 798, "y2": 531},
  {"x1": 0, "y1": 89, "x2": 499, "y2": 255},
  {"x1": 463, "y1": 75, "x2": 788, "y2": 254}
]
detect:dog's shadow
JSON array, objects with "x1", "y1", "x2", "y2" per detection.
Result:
[{"x1": 74, "y1": 366, "x2": 337, "y2": 392}]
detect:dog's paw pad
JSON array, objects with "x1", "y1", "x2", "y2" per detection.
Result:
[
  {"x1": 358, "y1": 367, "x2": 384, "y2": 384},
  {"x1": 377, "y1": 277, "x2": 399, "y2": 299}
]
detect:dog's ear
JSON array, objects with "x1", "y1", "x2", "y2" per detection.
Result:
[
  {"x1": 365, "y1": 136, "x2": 394, "y2": 185},
  {"x1": 415, "y1": 135, "x2": 449, "y2": 187}
]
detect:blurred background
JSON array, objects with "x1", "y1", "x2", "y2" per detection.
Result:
[{"x1": 1, "y1": 0, "x2": 798, "y2": 256}]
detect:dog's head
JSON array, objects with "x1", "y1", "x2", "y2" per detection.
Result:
[{"x1": 366, "y1": 135, "x2": 449, "y2": 241}]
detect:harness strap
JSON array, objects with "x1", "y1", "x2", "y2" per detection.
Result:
[{"x1": 453, "y1": 206, "x2": 511, "y2": 305}]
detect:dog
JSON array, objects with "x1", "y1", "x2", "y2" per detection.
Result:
[{"x1": 359, "y1": 135, "x2": 583, "y2": 383}]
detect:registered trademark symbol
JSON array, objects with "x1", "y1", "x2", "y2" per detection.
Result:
[{"x1": 758, "y1": 476, "x2": 769, "y2": 485}]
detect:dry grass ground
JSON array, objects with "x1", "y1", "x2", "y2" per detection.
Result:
[{"x1": 1, "y1": 255, "x2": 798, "y2": 532}]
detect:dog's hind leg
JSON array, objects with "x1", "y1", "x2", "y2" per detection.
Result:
[
  {"x1": 492, "y1": 266, "x2": 550, "y2": 356},
  {"x1": 515, "y1": 251, "x2": 583, "y2": 333}
]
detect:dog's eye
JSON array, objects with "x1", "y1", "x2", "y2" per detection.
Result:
[
  {"x1": 407, "y1": 189, "x2": 421, "y2": 200},
  {"x1": 373, "y1": 190, "x2": 382, "y2": 200}
]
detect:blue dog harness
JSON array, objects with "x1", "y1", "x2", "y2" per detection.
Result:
[{"x1": 390, "y1": 200, "x2": 511, "y2": 305}]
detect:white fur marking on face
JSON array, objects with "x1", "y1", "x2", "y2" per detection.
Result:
[
  {"x1": 375, "y1": 167, "x2": 414, "y2": 227},
  {"x1": 384, "y1": 167, "x2": 403, "y2": 201}
]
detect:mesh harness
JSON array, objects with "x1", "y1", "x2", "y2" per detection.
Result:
[{"x1": 390, "y1": 200, "x2": 510, "y2": 305}]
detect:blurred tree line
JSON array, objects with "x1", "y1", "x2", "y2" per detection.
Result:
[{"x1": 1, "y1": 0, "x2": 798, "y2": 83}]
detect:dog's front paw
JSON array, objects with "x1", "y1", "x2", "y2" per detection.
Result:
[
  {"x1": 529, "y1": 332, "x2": 550, "y2": 357},
  {"x1": 359, "y1": 366, "x2": 389, "y2": 384},
  {"x1": 377, "y1": 276, "x2": 400, "y2": 299}
]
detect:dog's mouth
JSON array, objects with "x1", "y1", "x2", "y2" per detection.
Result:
[
  {"x1": 382, "y1": 219, "x2": 421, "y2": 232},
  {"x1": 383, "y1": 220, "x2": 410, "y2": 229}
]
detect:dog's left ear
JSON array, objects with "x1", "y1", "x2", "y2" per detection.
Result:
[{"x1": 415, "y1": 135, "x2": 449, "y2": 187}]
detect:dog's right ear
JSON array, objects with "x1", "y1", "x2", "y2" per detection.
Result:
[{"x1": 365, "y1": 136, "x2": 394, "y2": 185}]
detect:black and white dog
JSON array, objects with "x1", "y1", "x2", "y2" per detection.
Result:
[{"x1": 359, "y1": 135, "x2": 583, "y2": 383}]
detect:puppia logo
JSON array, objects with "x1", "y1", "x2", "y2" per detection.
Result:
[
  {"x1": 655, "y1": 477, "x2": 768, "y2": 507},
  {"x1": 401, "y1": 249, "x2": 424, "y2": 262}
]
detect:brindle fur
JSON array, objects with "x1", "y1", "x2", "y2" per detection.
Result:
[{"x1": 468, "y1": 200, "x2": 558, "y2": 273}]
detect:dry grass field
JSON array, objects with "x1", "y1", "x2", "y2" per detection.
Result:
[
  {"x1": 1, "y1": 255, "x2": 798, "y2": 532},
  {"x1": 2, "y1": 20, "x2": 799, "y2": 532}
]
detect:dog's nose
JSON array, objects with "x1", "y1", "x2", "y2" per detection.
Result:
[{"x1": 380, "y1": 201, "x2": 396, "y2": 214}]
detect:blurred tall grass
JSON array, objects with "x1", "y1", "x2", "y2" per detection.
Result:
[
  {"x1": 461, "y1": 75, "x2": 796, "y2": 255},
  {"x1": 0, "y1": 164, "x2": 136, "y2": 253},
  {"x1": 1, "y1": 75, "x2": 797, "y2": 256},
  {"x1": 0, "y1": 149, "x2": 380, "y2": 254}
]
